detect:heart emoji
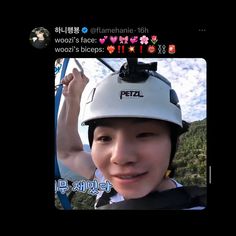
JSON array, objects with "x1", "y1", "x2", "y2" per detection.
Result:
[
  {"x1": 130, "y1": 36, "x2": 138, "y2": 44},
  {"x1": 110, "y1": 36, "x2": 118, "y2": 44},
  {"x1": 107, "y1": 45, "x2": 115, "y2": 54},
  {"x1": 99, "y1": 38, "x2": 106, "y2": 44}
]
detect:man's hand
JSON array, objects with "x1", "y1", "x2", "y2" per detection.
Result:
[{"x1": 61, "y1": 68, "x2": 89, "y2": 99}]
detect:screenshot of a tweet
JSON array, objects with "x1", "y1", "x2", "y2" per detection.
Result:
[{"x1": 29, "y1": 24, "x2": 209, "y2": 214}]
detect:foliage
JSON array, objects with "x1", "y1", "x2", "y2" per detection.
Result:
[
  {"x1": 55, "y1": 190, "x2": 96, "y2": 210},
  {"x1": 174, "y1": 118, "x2": 207, "y2": 187}
]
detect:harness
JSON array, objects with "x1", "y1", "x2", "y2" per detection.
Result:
[{"x1": 96, "y1": 186, "x2": 207, "y2": 210}]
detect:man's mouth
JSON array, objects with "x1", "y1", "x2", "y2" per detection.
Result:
[{"x1": 113, "y1": 172, "x2": 147, "y2": 180}]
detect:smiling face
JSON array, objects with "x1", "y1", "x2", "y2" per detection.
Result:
[{"x1": 91, "y1": 118, "x2": 172, "y2": 199}]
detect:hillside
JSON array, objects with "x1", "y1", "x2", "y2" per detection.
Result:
[{"x1": 174, "y1": 118, "x2": 207, "y2": 187}]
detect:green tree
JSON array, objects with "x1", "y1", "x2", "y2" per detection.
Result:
[{"x1": 174, "y1": 118, "x2": 207, "y2": 187}]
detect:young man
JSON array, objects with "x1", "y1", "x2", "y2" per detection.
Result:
[{"x1": 56, "y1": 59, "x2": 206, "y2": 209}]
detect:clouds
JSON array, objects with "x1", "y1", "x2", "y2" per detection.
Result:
[
  {"x1": 107, "y1": 58, "x2": 207, "y2": 122},
  {"x1": 158, "y1": 58, "x2": 206, "y2": 122},
  {"x1": 56, "y1": 58, "x2": 206, "y2": 144}
]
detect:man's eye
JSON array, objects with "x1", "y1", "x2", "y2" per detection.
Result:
[
  {"x1": 137, "y1": 133, "x2": 155, "y2": 138},
  {"x1": 97, "y1": 136, "x2": 112, "y2": 142}
]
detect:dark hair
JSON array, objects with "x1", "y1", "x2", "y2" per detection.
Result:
[{"x1": 34, "y1": 27, "x2": 49, "y2": 35}]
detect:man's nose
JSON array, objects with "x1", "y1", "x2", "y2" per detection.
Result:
[{"x1": 110, "y1": 134, "x2": 137, "y2": 165}]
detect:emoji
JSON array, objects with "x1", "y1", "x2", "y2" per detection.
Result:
[
  {"x1": 151, "y1": 35, "x2": 158, "y2": 44},
  {"x1": 99, "y1": 38, "x2": 106, "y2": 44},
  {"x1": 140, "y1": 45, "x2": 143, "y2": 53},
  {"x1": 130, "y1": 36, "x2": 138, "y2": 44},
  {"x1": 147, "y1": 45, "x2": 156, "y2": 54},
  {"x1": 168, "y1": 44, "x2": 176, "y2": 54},
  {"x1": 119, "y1": 36, "x2": 128, "y2": 44},
  {"x1": 140, "y1": 35, "x2": 149, "y2": 45},
  {"x1": 128, "y1": 46, "x2": 135, "y2": 53},
  {"x1": 110, "y1": 36, "x2": 118, "y2": 44},
  {"x1": 107, "y1": 45, "x2": 115, "y2": 54}
]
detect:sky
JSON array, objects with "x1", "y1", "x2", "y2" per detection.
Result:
[{"x1": 55, "y1": 58, "x2": 206, "y2": 145}]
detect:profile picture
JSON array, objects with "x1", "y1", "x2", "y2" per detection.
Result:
[{"x1": 29, "y1": 27, "x2": 51, "y2": 49}]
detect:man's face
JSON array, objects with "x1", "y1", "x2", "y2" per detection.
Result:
[
  {"x1": 35, "y1": 31, "x2": 44, "y2": 39},
  {"x1": 91, "y1": 118, "x2": 171, "y2": 199}
]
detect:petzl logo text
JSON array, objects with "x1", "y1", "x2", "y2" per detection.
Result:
[{"x1": 120, "y1": 90, "x2": 144, "y2": 100}]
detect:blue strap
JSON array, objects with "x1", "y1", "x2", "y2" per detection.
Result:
[{"x1": 54, "y1": 58, "x2": 72, "y2": 209}]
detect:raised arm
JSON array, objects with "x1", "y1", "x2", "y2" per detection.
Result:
[{"x1": 57, "y1": 68, "x2": 96, "y2": 179}]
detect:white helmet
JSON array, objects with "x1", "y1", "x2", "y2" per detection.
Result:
[{"x1": 81, "y1": 59, "x2": 183, "y2": 127}]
